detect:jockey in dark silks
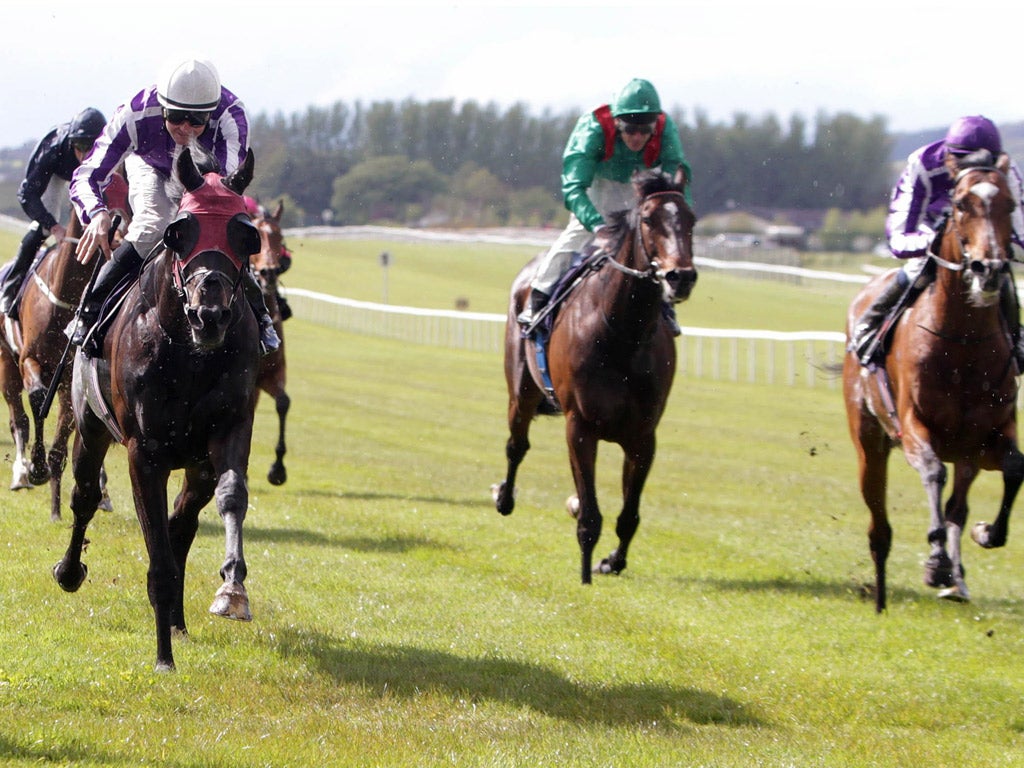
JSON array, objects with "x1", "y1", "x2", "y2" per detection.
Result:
[
  {"x1": 0, "y1": 107, "x2": 106, "y2": 319},
  {"x1": 851, "y1": 115, "x2": 1024, "y2": 367}
]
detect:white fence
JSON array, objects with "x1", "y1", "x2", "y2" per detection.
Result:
[{"x1": 287, "y1": 288, "x2": 848, "y2": 390}]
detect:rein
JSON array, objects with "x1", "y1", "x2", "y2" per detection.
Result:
[{"x1": 602, "y1": 190, "x2": 689, "y2": 283}]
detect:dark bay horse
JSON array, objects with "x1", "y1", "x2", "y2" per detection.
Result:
[
  {"x1": 251, "y1": 199, "x2": 289, "y2": 485},
  {"x1": 492, "y1": 168, "x2": 697, "y2": 583},
  {"x1": 54, "y1": 148, "x2": 262, "y2": 671},
  {"x1": 843, "y1": 156, "x2": 1024, "y2": 610}
]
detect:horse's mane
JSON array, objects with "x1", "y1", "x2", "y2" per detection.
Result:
[{"x1": 601, "y1": 169, "x2": 690, "y2": 251}]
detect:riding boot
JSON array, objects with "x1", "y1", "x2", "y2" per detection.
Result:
[
  {"x1": 852, "y1": 275, "x2": 916, "y2": 366},
  {"x1": 242, "y1": 269, "x2": 280, "y2": 355},
  {"x1": 998, "y1": 276, "x2": 1024, "y2": 370},
  {"x1": 516, "y1": 289, "x2": 550, "y2": 328},
  {"x1": 67, "y1": 241, "x2": 142, "y2": 353},
  {"x1": 0, "y1": 223, "x2": 47, "y2": 317}
]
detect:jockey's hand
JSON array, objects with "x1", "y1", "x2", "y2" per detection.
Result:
[
  {"x1": 50, "y1": 223, "x2": 67, "y2": 244},
  {"x1": 76, "y1": 210, "x2": 112, "y2": 265},
  {"x1": 593, "y1": 224, "x2": 614, "y2": 253}
]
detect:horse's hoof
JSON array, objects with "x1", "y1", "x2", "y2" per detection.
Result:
[
  {"x1": 98, "y1": 492, "x2": 113, "y2": 513},
  {"x1": 10, "y1": 467, "x2": 32, "y2": 491},
  {"x1": 491, "y1": 482, "x2": 516, "y2": 516},
  {"x1": 267, "y1": 464, "x2": 287, "y2": 486},
  {"x1": 28, "y1": 465, "x2": 50, "y2": 487},
  {"x1": 154, "y1": 660, "x2": 176, "y2": 673},
  {"x1": 937, "y1": 584, "x2": 971, "y2": 602},
  {"x1": 566, "y1": 494, "x2": 580, "y2": 519},
  {"x1": 923, "y1": 553, "x2": 955, "y2": 588},
  {"x1": 209, "y1": 581, "x2": 251, "y2": 621},
  {"x1": 594, "y1": 552, "x2": 625, "y2": 575},
  {"x1": 53, "y1": 560, "x2": 88, "y2": 593},
  {"x1": 971, "y1": 521, "x2": 1002, "y2": 549}
]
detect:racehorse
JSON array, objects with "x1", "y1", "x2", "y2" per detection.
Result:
[
  {"x1": 492, "y1": 167, "x2": 697, "y2": 583},
  {"x1": 53, "y1": 147, "x2": 262, "y2": 671},
  {"x1": 251, "y1": 199, "x2": 289, "y2": 485},
  {"x1": 842, "y1": 155, "x2": 1024, "y2": 611},
  {"x1": 12, "y1": 184, "x2": 127, "y2": 520}
]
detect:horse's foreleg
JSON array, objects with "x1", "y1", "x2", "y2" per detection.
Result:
[
  {"x1": 5, "y1": 398, "x2": 31, "y2": 491},
  {"x1": 267, "y1": 390, "x2": 290, "y2": 486},
  {"x1": 168, "y1": 466, "x2": 215, "y2": 634},
  {"x1": 937, "y1": 462, "x2": 978, "y2": 602},
  {"x1": 566, "y1": 413, "x2": 601, "y2": 585},
  {"x1": 905, "y1": 441, "x2": 952, "y2": 593},
  {"x1": 53, "y1": 429, "x2": 110, "y2": 595},
  {"x1": 126, "y1": 449, "x2": 177, "y2": 671},
  {"x1": 25, "y1": 379, "x2": 51, "y2": 487},
  {"x1": 856, "y1": 430, "x2": 892, "y2": 613},
  {"x1": 972, "y1": 446, "x2": 1024, "y2": 549},
  {"x1": 209, "y1": 467, "x2": 251, "y2": 621},
  {"x1": 596, "y1": 434, "x2": 656, "y2": 576}
]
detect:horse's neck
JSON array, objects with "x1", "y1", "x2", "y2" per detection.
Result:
[{"x1": 600, "y1": 236, "x2": 661, "y2": 334}]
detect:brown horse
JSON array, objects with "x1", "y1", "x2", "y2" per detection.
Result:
[
  {"x1": 492, "y1": 168, "x2": 697, "y2": 583},
  {"x1": 0, "y1": 328, "x2": 30, "y2": 490},
  {"x1": 54, "y1": 148, "x2": 262, "y2": 671},
  {"x1": 251, "y1": 199, "x2": 289, "y2": 485},
  {"x1": 842, "y1": 156, "x2": 1024, "y2": 611},
  {"x1": 13, "y1": 191, "x2": 126, "y2": 520}
]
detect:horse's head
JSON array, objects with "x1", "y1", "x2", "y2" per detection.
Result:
[
  {"x1": 945, "y1": 153, "x2": 1016, "y2": 306},
  {"x1": 162, "y1": 147, "x2": 260, "y2": 349},
  {"x1": 629, "y1": 166, "x2": 698, "y2": 303},
  {"x1": 252, "y1": 199, "x2": 286, "y2": 290}
]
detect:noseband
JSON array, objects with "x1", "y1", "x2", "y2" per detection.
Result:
[{"x1": 173, "y1": 252, "x2": 245, "y2": 322}]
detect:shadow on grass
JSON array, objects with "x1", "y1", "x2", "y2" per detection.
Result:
[
  {"x1": 195, "y1": 517, "x2": 453, "y2": 554},
  {"x1": 278, "y1": 628, "x2": 762, "y2": 730},
  {"x1": 294, "y1": 487, "x2": 490, "y2": 509},
  {"x1": 0, "y1": 735, "x2": 118, "y2": 766}
]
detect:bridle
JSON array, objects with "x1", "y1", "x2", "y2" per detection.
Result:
[
  {"x1": 932, "y1": 165, "x2": 1014, "y2": 275},
  {"x1": 603, "y1": 189, "x2": 692, "y2": 285}
]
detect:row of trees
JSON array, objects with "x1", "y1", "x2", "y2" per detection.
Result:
[{"x1": 245, "y1": 99, "x2": 895, "y2": 231}]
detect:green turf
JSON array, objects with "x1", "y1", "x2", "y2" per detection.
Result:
[{"x1": 0, "y1": 231, "x2": 1021, "y2": 767}]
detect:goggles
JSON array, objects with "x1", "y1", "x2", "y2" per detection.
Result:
[
  {"x1": 163, "y1": 109, "x2": 212, "y2": 127},
  {"x1": 71, "y1": 139, "x2": 95, "y2": 153},
  {"x1": 617, "y1": 120, "x2": 655, "y2": 137}
]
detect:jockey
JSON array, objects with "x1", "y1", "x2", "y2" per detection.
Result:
[
  {"x1": 68, "y1": 56, "x2": 279, "y2": 356},
  {"x1": 0, "y1": 107, "x2": 106, "y2": 318},
  {"x1": 518, "y1": 78, "x2": 692, "y2": 331},
  {"x1": 852, "y1": 115, "x2": 1024, "y2": 366}
]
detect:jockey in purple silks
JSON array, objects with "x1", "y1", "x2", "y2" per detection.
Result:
[
  {"x1": 68, "y1": 56, "x2": 279, "y2": 357},
  {"x1": 852, "y1": 115, "x2": 1024, "y2": 367}
]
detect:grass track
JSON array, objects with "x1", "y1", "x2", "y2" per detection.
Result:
[{"x1": 0, "y1": 232, "x2": 1022, "y2": 766}]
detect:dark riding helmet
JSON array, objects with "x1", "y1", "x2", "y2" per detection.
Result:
[
  {"x1": 612, "y1": 78, "x2": 661, "y2": 124},
  {"x1": 69, "y1": 107, "x2": 106, "y2": 142},
  {"x1": 945, "y1": 115, "x2": 1002, "y2": 156}
]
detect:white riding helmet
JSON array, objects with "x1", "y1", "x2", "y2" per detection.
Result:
[{"x1": 157, "y1": 57, "x2": 221, "y2": 111}]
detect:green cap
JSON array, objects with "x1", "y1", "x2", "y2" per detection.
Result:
[{"x1": 612, "y1": 78, "x2": 661, "y2": 121}]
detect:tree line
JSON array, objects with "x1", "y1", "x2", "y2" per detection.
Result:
[{"x1": 245, "y1": 99, "x2": 894, "y2": 230}]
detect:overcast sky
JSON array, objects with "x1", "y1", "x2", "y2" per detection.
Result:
[{"x1": 4, "y1": 0, "x2": 1021, "y2": 150}]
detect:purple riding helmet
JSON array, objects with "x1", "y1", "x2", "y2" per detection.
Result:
[{"x1": 945, "y1": 115, "x2": 1002, "y2": 155}]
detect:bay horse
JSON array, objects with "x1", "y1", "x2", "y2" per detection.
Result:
[
  {"x1": 492, "y1": 167, "x2": 697, "y2": 583},
  {"x1": 842, "y1": 155, "x2": 1024, "y2": 611},
  {"x1": 11, "y1": 180, "x2": 128, "y2": 520},
  {"x1": 53, "y1": 147, "x2": 262, "y2": 671},
  {"x1": 251, "y1": 199, "x2": 289, "y2": 486}
]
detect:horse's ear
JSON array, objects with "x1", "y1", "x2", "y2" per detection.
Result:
[
  {"x1": 163, "y1": 212, "x2": 199, "y2": 256},
  {"x1": 272, "y1": 199, "x2": 284, "y2": 221},
  {"x1": 997, "y1": 152, "x2": 1012, "y2": 174},
  {"x1": 227, "y1": 213, "x2": 261, "y2": 257},
  {"x1": 177, "y1": 149, "x2": 205, "y2": 192},
  {"x1": 224, "y1": 148, "x2": 255, "y2": 196},
  {"x1": 673, "y1": 164, "x2": 687, "y2": 194}
]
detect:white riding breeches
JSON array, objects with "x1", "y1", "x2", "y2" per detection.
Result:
[{"x1": 123, "y1": 152, "x2": 185, "y2": 257}]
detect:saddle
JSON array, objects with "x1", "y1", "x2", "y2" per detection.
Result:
[{"x1": 527, "y1": 245, "x2": 607, "y2": 414}]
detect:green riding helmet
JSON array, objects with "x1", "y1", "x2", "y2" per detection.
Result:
[{"x1": 612, "y1": 78, "x2": 661, "y2": 123}]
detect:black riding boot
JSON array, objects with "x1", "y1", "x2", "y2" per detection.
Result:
[
  {"x1": 516, "y1": 289, "x2": 550, "y2": 328},
  {"x1": 242, "y1": 269, "x2": 280, "y2": 355},
  {"x1": 999, "y1": 276, "x2": 1024, "y2": 370},
  {"x1": 68, "y1": 241, "x2": 142, "y2": 352},
  {"x1": 852, "y1": 274, "x2": 913, "y2": 365},
  {"x1": 0, "y1": 224, "x2": 47, "y2": 317}
]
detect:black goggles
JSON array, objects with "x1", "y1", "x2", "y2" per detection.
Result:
[
  {"x1": 71, "y1": 139, "x2": 95, "y2": 153},
  {"x1": 163, "y1": 109, "x2": 211, "y2": 127},
  {"x1": 617, "y1": 121, "x2": 655, "y2": 136}
]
